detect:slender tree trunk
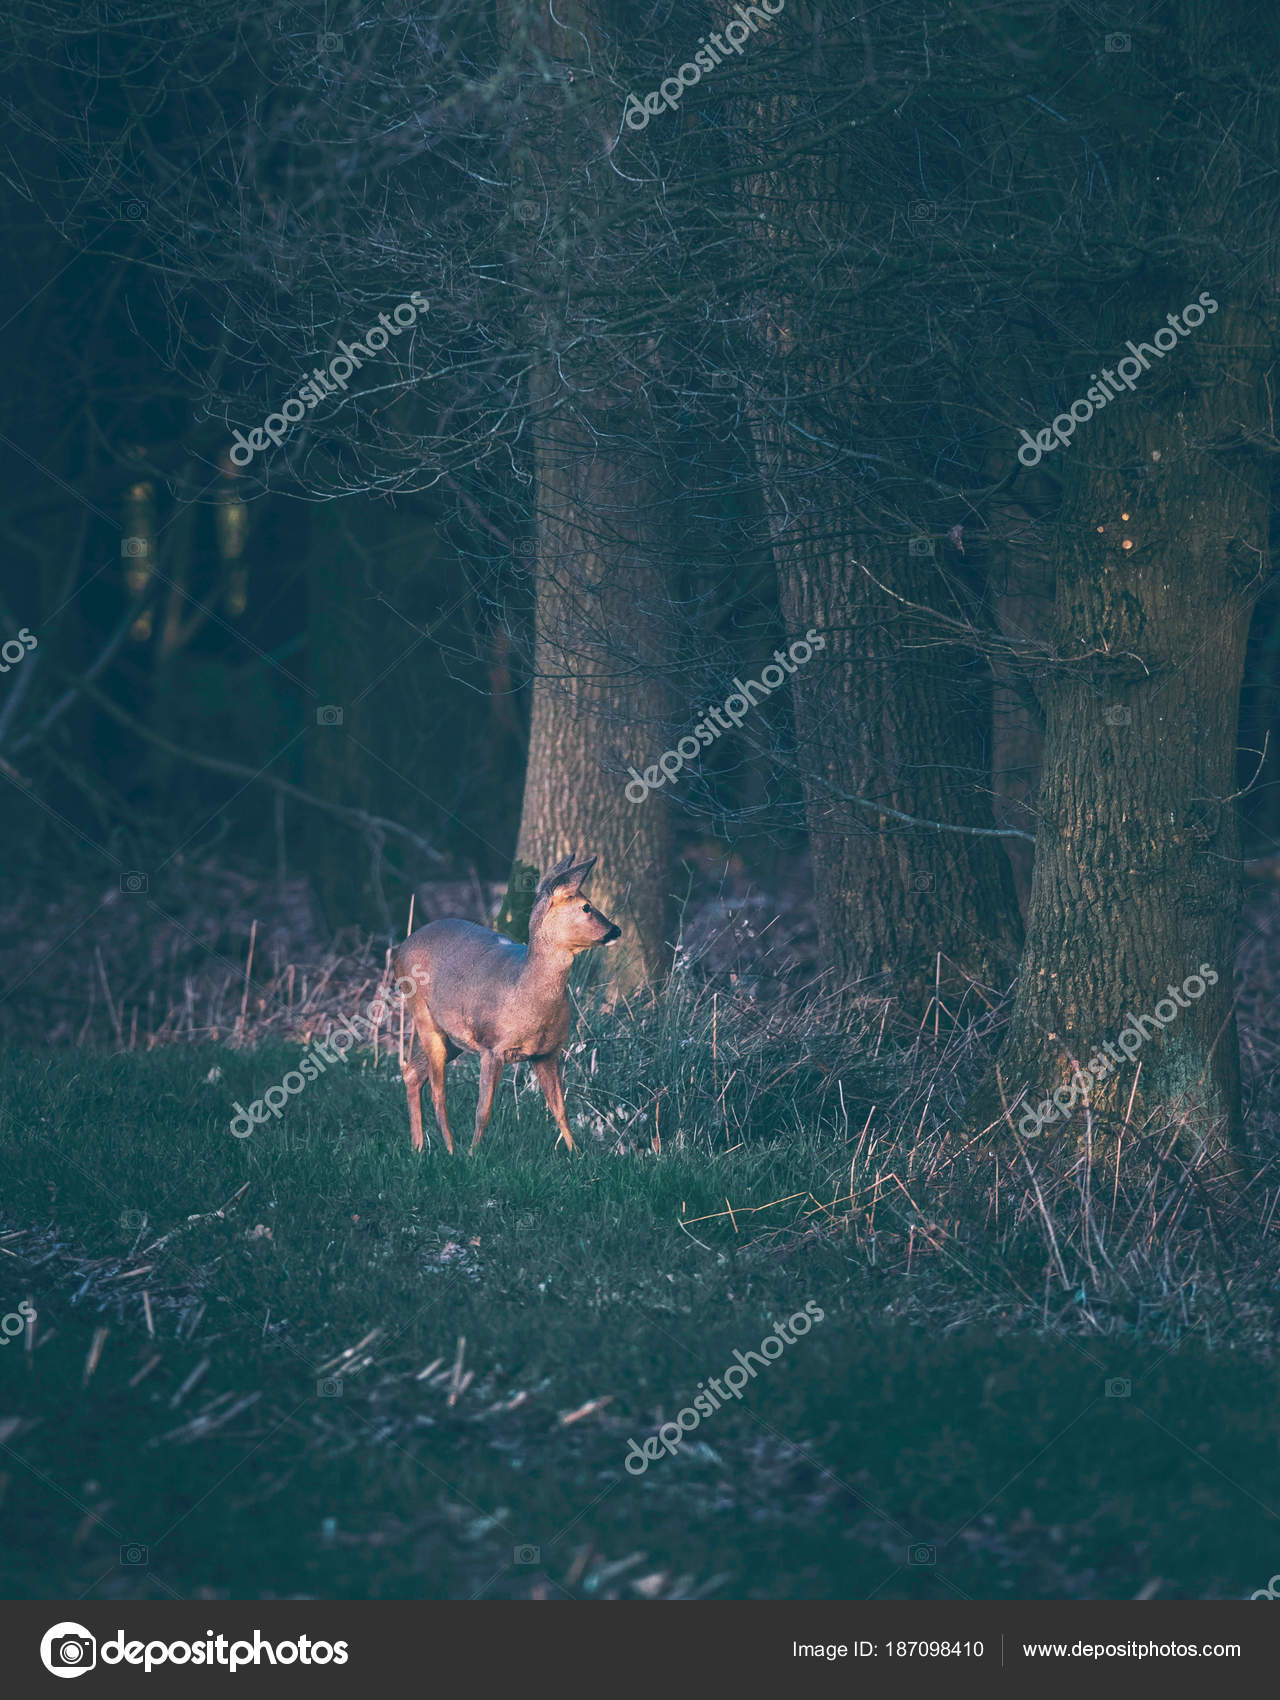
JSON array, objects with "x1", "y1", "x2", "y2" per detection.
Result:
[
  {"x1": 305, "y1": 503, "x2": 382, "y2": 933},
  {"x1": 305, "y1": 500, "x2": 449, "y2": 935}
]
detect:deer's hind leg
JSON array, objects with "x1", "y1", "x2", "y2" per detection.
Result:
[{"x1": 403, "y1": 1003, "x2": 456, "y2": 1154}]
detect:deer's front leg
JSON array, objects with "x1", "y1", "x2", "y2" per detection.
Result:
[
  {"x1": 532, "y1": 1054, "x2": 576, "y2": 1153},
  {"x1": 470, "y1": 1051, "x2": 504, "y2": 1151}
]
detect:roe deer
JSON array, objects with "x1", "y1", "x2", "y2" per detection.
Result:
[{"x1": 392, "y1": 853, "x2": 620, "y2": 1154}]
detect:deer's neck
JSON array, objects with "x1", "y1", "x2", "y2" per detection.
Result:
[{"x1": 518, "y1": 940, "x2": 575, "y2": 1009}]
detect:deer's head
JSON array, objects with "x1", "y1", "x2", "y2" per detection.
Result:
[{"x1": 529, "y1": 853, "x2": 621, "y2": 954}]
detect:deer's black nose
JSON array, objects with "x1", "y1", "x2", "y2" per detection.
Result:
[{"x1": 603, "y1": 924, "x2": 622, "y2": 943}]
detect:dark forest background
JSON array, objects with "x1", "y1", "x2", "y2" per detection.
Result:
[
  {"x1": 3, "y1": 0, "x2": 1280, "y2": 1147},
  {"x1": 3, "y1": 0, "x2": 1280, "y2": 1608}
]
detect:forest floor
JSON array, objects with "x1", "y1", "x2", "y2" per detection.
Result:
[
  {"x1": 2, "y1": 945, "x2": 1279, "y2": 1598},
  {"x1": 2, "y1": 851, "x2": 1279, "y2": 1598}
]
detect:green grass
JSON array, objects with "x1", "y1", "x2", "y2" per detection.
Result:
[{"x1": 1, "y1": 1028, "x2": 1278, "y2": 1601}]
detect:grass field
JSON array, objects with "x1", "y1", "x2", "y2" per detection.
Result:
[{"x1": 2, "y1": 992, "x2": 1278, "y2": 1601}]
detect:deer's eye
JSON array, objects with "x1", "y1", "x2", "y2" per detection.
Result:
[{"x1": 582, "y1": 903, "x2": 591, "y2": 913}]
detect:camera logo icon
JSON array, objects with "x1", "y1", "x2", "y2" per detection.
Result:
[
  {"x1": 120, "y1": 1208, "x2": 145, "y2": 1232},
  {"x1": 41, "y1": 1622, "x2": 97, "y2": 1678},
  {"x1": 1103, "y1": 705, "x2": 1131, "y2": 726},
  {"x1": 514, "y1": 200, "x2": 540, "y2": 224},
  {"x1": 913, "y1": 872, "x2": 934, "y2": 892},
  {"x1": 318, "y1": 32, "x2": 343, "y2": 52},
  {"x1": 709, "y1": 371, "x2": 736, "y2": 391},
  {"x1": 516, "y1": 538, "x2": 537, "y2": 557},
  {"x1": 908, "y1": 537, "x2": 934, "y2": 558},
  {"x1": 908, "y1": 201, "x2": 937, "y2": 222},
  {"x1": 120, "y1": 871, "x2": 149, "y2": 895},
  {"x1": 316, "y1": 705, "x2": 344, "y2": 726},
  {"x1": 514, "y1": 1544, "x2": 540, "y2": 1564},
  {"x1": 1105, "y1": 1377, "x2": 1131, "y2": 1398},
  {"x1": 1105, "y1": 33, "x2": 1131, "y2": 52},
  {"x1": 121, "y1": 536, "x2": 149, "y2": 557},
  {"x1": 317, "y1": 1376, "x2": 343, "y2": 1397},
  {"x1": 121, "y1": 200, "x2": 148, "y2": 221},
  {"x1": 908, "y1": 1543, "x2": 936, "y2": 1565},
  {"x1": 120, "y1": 1543, "x2": 148, "y2": 1566}
]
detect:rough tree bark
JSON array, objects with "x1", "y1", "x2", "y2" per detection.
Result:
[
  {"x1": 976, "y1": 0, "x2": 1280, "y2": 1158},
  {"x1": 987, "y1": 308, "x2": 1271, "y2": 1153},
  {"x1": 513, "y1": 382, "x2": 674, "y2": 993},
  {"x1": 734, "y1": 6, "x2": 1023, "y2": 1019},
  {"x1": 986, "y1": 481, "x2": 1055, "y2": 917},
  {"x1": 504, "y1": 0, "x2": 674, "y2": 995},
  {"x1": 759, "y1": 523, "x2": 1024, "y2": 1016}
]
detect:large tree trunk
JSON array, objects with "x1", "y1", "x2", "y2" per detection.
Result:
[
  {"x1": 977, "y1": 0, "x2": 1280, "y2": 1158},
  {"x1": 514, "y1": 386, "x2": 673, "y2": 994},
  {"x1": 736, "y1": 8, "x2": 1022, "y2": 1019},
  {"x1": 503, "y1": 0, "x2": 674, "y2": 995},
  {"x1": 980, "y1": 472, "x2": 1057, "y2": 918},
  {"x1": 759, "y1": 522, "x2": 1024, "y2": 1016},
  {"x1": 986, "y1": 332, "x2": 1269, "y2": 1152}
]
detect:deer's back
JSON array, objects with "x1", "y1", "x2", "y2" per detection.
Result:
[{"x1": 395, "y1": 919, "x2": 555, "y2": 1057}]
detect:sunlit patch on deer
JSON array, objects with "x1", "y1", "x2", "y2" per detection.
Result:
[{"x1": 392, "y1": 853, "x2": 620, "y2": 1155}]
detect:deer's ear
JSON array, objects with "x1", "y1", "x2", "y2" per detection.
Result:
[
  {"x1": 536, "y1": 853, "x2": 578, "y2": 901},
  {"x1": 565, "y1": 855, "x2": 597, "y2": 890},
  {"x1": 537, "y1": 853, "x2": 597, "y2": 899}
]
